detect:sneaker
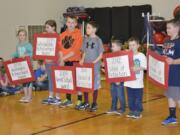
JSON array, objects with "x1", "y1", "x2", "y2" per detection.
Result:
[
  {"x1": 19, "y1": 97, "x2": 27, "y2": 102},
  {"x1": 126, "y1": 111, "x2": 135, "y2": 118},
  {"x1": 50, "y1": 98, "x2": 61, "y2": 105},
  {"x1": 89, "y1": 103, "x2": 97, "y2": 112},
  {"x1": 23, "y1": 97, "x2": 32, "y2": 103},
  {"x1": 106, "y1": 110, "x2": 120, "y2": 115},
  {"x1": 75, "y1": 100, "x2": 83, "y2": 110},
  {"x1": 59, "y1": 99, "x2": 73, "y2": 107},
  {"x1": 119, "y1": 109, "x2": 125, "y2": 114},
  {"x1": 133, "y1": 111, "x2": 142, "y2": 119},
  {"x1": 79, "y1": 102, "x2": 90, "y2": 110},
  {"x1": 162, "y1": 116, "x2": 178, "y2": 125},
  {"x1": 41, "y1": 97, "x2": 54, "y2": 104}
]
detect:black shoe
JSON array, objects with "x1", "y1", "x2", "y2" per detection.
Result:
[
  {"x1": 89, "y1": 103, "x2": 97, "y2": 112},
  {"x1": 79, "y1": 102, "x2": 90, "y2": 110}
]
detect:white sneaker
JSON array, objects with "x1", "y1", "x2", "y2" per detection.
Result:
[{"x1": 19, "y1": 97, "x2": 27, "y2": 102}]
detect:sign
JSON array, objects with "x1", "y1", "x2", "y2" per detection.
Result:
[
  {"x1": 103, "y1": 50, "x2": 136, "y2": 83},
  {"x1": 147, "y1": 49, "x2": 169, "y2": 89},
  {"x1": 75, "y1": 63, "x2": 94, "y2": 92},
  {"x1": 33, "y1": 33, "x2": 59, "y2": 60},
  {"x1": 3, "y1": 57, "x2": 35, "y2": 84},
  {"x1": 51, "y1": 66, "x2": 76, "y2": 94}
]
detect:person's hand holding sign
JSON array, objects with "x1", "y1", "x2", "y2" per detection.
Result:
[{"x1": 166, "y1": 57, "x2": 174, "y2": 65}]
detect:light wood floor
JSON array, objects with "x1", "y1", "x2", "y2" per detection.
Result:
[{"x1": 0, "y1": 77, "x2": 180, "y2": 135}]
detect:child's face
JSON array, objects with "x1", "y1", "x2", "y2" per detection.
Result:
[
  {"x1": 86, "y1": 24, "x2": 96, "y2": 36},
  {"x1": 18, "y1": 31, "x2": 26, "y2": 42},
  {"x1": 66, "y1": 18, "x2": 77, "y2": 31},
  {"x1": 128, "y1": 41, "x2": 139, "y2": 53},
  {"x1": 111, "y1": 43, "x2": 121, "y2": 52},
  {"x1": 45, "y1": 24, "x2": 55, "y2": 33},
  {"x1": 166, "y1": 23, "x2": 179, "y2": 38}
]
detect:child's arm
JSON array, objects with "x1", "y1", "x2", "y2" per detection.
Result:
[
  {"x1": 25, "y1": 43, "x2": 33, "y2": 57},
  {"x1": 37, "y1": 74, "x2": 47, "y2": 82},
  {"x1": 79, "y1": 52, "x2": 85, "y2": 65},
  {"x1": 58, "y1": 51, "x2": 64, "y2": 66},
  {"x1": 93, "y1": 53, "x2": 103, "y2": 64},
  {"x1": 93, "y1": 38, "x2": 104, "y2": 64},
  {"x1": 0, "y1": 75, "x2": 8, "y2": 87},
  {"x1": 166, "y1": 57, "x2": 180, "y2": 65}
]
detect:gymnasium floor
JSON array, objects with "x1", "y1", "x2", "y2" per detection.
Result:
[{"x1": 0, "y1": 76, "x2": 180, "y2": 135}]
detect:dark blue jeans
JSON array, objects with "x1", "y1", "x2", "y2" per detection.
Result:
[
  {"x1": 127, "y1": 87, "x2": 143, "y2": 112},
  {"x1": 1, "y1": 86, "x2": 21, "y2": 95},
  {"x1": 34, "y1": 80, "x2": 48, "y2": 90},
  {"x1": 111, "y1": 83, "x2": 126, "y2": 112}
]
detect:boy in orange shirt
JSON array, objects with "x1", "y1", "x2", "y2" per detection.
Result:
[{"x1": 58, "y1": 16, "x2": 83, "y2": 108}]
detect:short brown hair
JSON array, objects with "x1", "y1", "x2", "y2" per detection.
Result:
[
  {"x1": 87, "y1": 21, "x2": 99, "y2": 31},
  {"x1": 128, "y1": 37, "x2": 140, "y2": 44},
  {"x1": 45, "y1": 20, "x2": 57, "y2": 32},
  {"x1": 111, "y1": 39, "x2": 122, "y2": 47}
]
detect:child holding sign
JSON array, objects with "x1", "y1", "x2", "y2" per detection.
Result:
[
  {"x1": 106, "y1": 39, "x2": 126, "y2": 115},
  {"x1": 58, "y1": 16, "x2": 83, "y2": 108},
  {"x1": 12, "y1": 29, "x2": 33, "y2": 103},
  {"x1": 161, "y1": 19, "x2": 180, "y2": 125},
  {"x1": 78, "y1": 21, "x2": 104, "y2": 112},
  {"x1": 41, "y1": 20, "x2": 61, "y2": 105},
  {"x1": 124, "y1": 37, "x2": 147, "y2": 119}
]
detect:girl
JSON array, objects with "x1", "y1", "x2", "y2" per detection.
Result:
[
  {"x1": 78, "y1": 21, "x2": 104, "y2": 112},
  {"x1": 162, "y1": 19, "x2": 180, "y2": 125},
  {"x1": 12, "y1": 29, "x2": 33, "y2": 103},
  {"x1": 41, "y1": 20, "x2": 61, "y2": 105}
]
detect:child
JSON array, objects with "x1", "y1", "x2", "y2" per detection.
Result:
[
  {"x1": 12, "y1": 29, "x2": 33, "y2": 102},
  {"x1": 41, "y1": 20, "x2": 61, "y2": 105},
  {"x1": 161, "y1": 19, "x2": 180, "y2": 125},
  {"x1": 58, "y1": 16, "x2": 83, "y2": 108},
  {"x1": 124, "y1": 37, "x2": 147, "y2": 119},
  {"x1": 34, "y1": 60, "x2": 48, "y2": 90},
  {"x1": 78, "y1": 21, "x2": 104, "y2": 112},
  {"x1": 106, "y1": 39, "x2": 126, "y2": 115},
  {"x1": 0, "y1": 68, "x2": 21, "y2": 96}
]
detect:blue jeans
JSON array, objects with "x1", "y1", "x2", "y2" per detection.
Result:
[
  {"x1": 1, "y1": 86, "x2": 21, "y2": 95},
  {"x1": 34, "y1": 80, "x2": 48, "y2": 90},
  {"x1": 111, "y1": 83, "x2": 126, "y2": 112},
  {"x1": 127, "y1": 87, "x2": 143, "y2": 112},
  {"x1": 46, "y1": 63, "x2": 57, "y2": 92}
]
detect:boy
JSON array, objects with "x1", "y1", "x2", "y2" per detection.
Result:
[
  {"x1": 78, "y1": 21, "x2": 104, "y2": 112},
  {"x1": 34, "y1": 60, "x2": 48, "y2": 90},
  {"x1": 124, "y1": 37, "x2": 147, "y2": 119},
  {"x1": 106, "y1": 39, "x2": 126, "y2": 115},
  {"x1": 58, "y1": 16, "x2": 83, "y2": 108}
]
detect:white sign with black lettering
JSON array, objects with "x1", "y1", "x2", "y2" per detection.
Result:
[
  {"x1": 36, "y1": 38, "x2": 56, "y2": 56},
  {"x1": 106, "y1": 55, "x2": 131, "y2": 78},
  {"x1": 76, "y1": 67, "x2": 92, "y2": 89},
  {"x1": 8, "y1": 61, "x2": 32, "y2": 81},
  {"x1": 149, "y1": 55, "x2": 165, "y2": 84},
  {"x1": 55, "y1": 70, "x2": 74, "y2": 90}
]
